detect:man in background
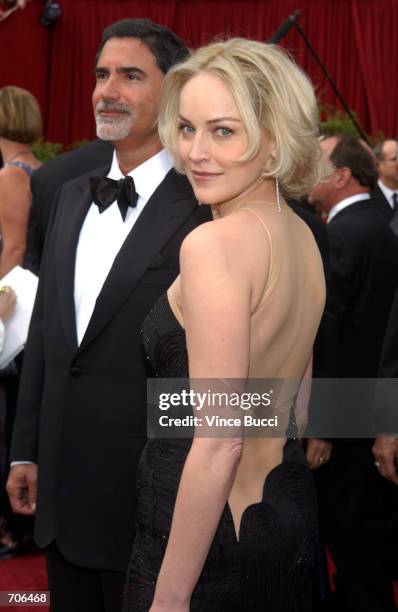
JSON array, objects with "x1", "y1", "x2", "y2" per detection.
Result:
[
  {"x1": 309, "y1": 135, "x2": 398, "y2": 612},
  {"x1": 372, "y1": 138, "x2": 398, "y2": 222}
]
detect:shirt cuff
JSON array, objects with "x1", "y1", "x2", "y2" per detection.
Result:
[{"x1": 10, "y1": 461, "x2": 35, "y2": 466}]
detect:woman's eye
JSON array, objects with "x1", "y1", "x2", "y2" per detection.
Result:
[
  {"x1": 215, "y1": 127, "x2": 233, "y2": 137},
  {"x1": 178, "y1": 125, "x2": 195, "y2": 135}
]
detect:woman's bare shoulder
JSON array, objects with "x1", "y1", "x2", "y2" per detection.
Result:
[
  {"x1": 0, "y1": 164, "x2": 30, "y2": 188},
  {"x1": 0, "y1": 166, "x2": 31, "y2": 209},
  {"x1": 182, "y1": 208, "x2": 268, "y2": 259}
]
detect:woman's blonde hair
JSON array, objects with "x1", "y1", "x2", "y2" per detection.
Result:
[
  {"x1": 0, "y1": 86, "x2": 43, "y2": 144},
  {"x1": 159, "y1": 38, "x2": 325, "y2": 198}
]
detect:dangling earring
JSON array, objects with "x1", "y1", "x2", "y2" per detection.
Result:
[{"x1": 275, "y1": 177, "x2": 281, "y2": 214}]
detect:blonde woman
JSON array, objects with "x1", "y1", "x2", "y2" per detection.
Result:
[
  {"x1": 0, "y1": 86, "x2": 43, "y2": 277},
  {"x1": 124, "y1": 39, "x2": 326, "y2": 612}
]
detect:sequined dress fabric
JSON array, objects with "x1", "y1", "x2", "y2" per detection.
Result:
[{"x1": 123, "y1": 293, "x2": 317, "y2": 612}]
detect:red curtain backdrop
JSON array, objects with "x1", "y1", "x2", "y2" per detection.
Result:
[{"x1": 0, "y1": 0, "x2": 396, "y2": 147}]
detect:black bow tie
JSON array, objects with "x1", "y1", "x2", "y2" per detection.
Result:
[{"x1": 90, "y1": 175, "x2": 139, "y2": 221}]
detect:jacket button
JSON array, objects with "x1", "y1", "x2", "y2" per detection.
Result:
[{"x1": 70, "y1": 365, "x2": 81, "y2": 377}]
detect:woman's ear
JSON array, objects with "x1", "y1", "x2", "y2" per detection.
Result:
[{"x1": 269, "y1": 139, "x2": 277, "y2": 165}]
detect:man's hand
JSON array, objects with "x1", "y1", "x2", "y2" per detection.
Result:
[
  {"x1": 372, "y1": 436, "x2": 398, "y2": 485},
  {"x1": 0, "y1": 286, "x2": 16, "y2": 321},
  {"x1": 6, "y1": 464, "x2": 38, "y2": 514},
  {"x1": 306, "y1": 438, "x2": 332, "y2": 470}
]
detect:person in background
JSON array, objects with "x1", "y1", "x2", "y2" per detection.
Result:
[
  {"x1": 0, "y1": 285, "x2": 17, "y2": 557},
  {"x1": 309, "y1": 135, "x2": 398, "y2": 612},
  {"x1": 0, "y1": 0, "x2": 29, "y2": 22},
  {"x1": 0, "y1": 86, "x2": 43, "y2": 277},
  {"x1": 0, "y1": 87, "x2": 42, "y2": 555},
  {"x1": 373, "y1": 286, "x2": 398, "y2": 487},
  {"x1": 0, "y1": 286, "x2": 16, "y2": 352},
  {"x1": 372, "y1": 138, "x2": 398, "y2": 222}
]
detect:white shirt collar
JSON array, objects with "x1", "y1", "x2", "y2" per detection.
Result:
[
  {"x1": 107, "y1": 148, "x2": 173, "y2": 203},
  {"x1": 327, "y1": 193, "x2": 370, "y2": 223},
  {"x1": 378, "y1": 179, "x2": 397, "y2": 209}
]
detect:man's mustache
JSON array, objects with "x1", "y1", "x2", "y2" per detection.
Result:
[{"x1": 95, "y1": 101, "x2": 131, "y2": 115}]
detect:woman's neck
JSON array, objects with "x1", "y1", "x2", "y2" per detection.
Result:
[
  {"x1": 0, "y1": 137, "x2": 32, "y2": 165},
  {"x1": 211, "y1": 176, "x2": 278, "y2": 219}
]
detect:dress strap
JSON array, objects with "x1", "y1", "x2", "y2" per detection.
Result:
[
  {"x1": 5, "y1": 161, "x2": 35, "y2": 178},
  {"x1": 240, "y1": 206, "x2": 271, "y2": 236}
]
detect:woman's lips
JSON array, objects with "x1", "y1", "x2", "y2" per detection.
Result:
[{"x1": 191, "y1": 170, "x2": 223, "y2": 181}]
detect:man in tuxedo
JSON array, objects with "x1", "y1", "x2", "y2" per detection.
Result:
[
  {"x1": 309, "y1": 135, "x2": 398, "y2": 612},
  {"x1": 372, "y1": 139, "x2": 398, "y2": 222},
  {"x1": 6, "y1": 18, "x2": 211, "y2": 612}
]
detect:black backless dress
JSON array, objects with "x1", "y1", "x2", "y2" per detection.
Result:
[{"x1": 123, "y1": 293, "x2": 317, "y2": 612}]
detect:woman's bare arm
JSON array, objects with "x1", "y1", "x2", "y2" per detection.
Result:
[
  {"x1": 0, "y1": 167, "x2": 31, "y2": 277},
  {"x1": 151, "y1": 222, "x2": 253, "y2": 610}
]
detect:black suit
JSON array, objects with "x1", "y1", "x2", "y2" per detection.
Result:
[
  {"x1": 371, "y1": 183, "x2": 394, "y2": 222},
  {"x1": 288, "y1": 201, "x2": 329, "y2": 275},
  {"x1": 11, "y1": 166, "x2": 211, "y2": 576},
  {"x1": 328, "y1": 199, "x2": 398, "y2": 377},
  {"x1": 315, "y1": 197, "x2": 398, "y2": 611},
  {"x1": 29, "y1": 140, "x2": 113, "y2": 264},
  {"x1": 287, "y1": 202, "x2": 339, "y2": 413}
]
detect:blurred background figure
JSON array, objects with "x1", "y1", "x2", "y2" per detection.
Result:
[
  {"x1": 0, "y1": 286, "x2": 16, "y2": 350},
  {"x1": 372, "y1": 138, "x2": 398, "y2": 223},
  {"x1": 0, "y1": 285, "x2": 17, "y2": 558},
  {"x1": 0, "y1": 85, "x2": 42, "y2": 559},
  {"x1": 309, "y1": 135, "x2": 398, "y2": 612},
  {"x1": 0, "y1": 0, "x2": 29, "y2": 22},
  {"x1": 0, "y1": 86, "x2": 43, "y2": 277}
]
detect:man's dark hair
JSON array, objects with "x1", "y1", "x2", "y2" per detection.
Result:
[
  {"x1": 95, "y1": 18, "x2": 189, "y2": 73},
  {"x1": 330, "y1": 135, "x2": 378, "y2": 191}
]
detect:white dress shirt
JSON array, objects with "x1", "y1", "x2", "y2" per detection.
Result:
[
  {"x1": 327, "y1": 193, "x2": 370, "y2": 224},
  {"x1": 378, "y1": 179, "x2": 398, "y2": 210},
  {"x1": 74, "y1": 148, "x2": 173, "y2": 345}
]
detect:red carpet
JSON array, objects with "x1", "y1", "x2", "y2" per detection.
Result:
[
  {"x1": 0, "y1": 553, "x2": 48, "y2": 611},
  {"x1": 1, "y1": 552, "x2": 397, "y2": 610}
]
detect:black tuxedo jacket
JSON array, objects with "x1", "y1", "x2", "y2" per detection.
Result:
[
  {"x1": 30, "y1": 140, "x2": 113, "y2": 263},
  {"x1": 11, "y1": 165, "x2": 211, "y2": 570},
  {"x1": 371, "y1": 184, "x2": 394, "y2": 222},
  {"x1": 327, "y1": 198, "x2": 398, "y2": 378}
]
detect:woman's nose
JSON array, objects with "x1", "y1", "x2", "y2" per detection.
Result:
[{"x1": 188, "y1": 133, "x2": 209, "y2": 163}]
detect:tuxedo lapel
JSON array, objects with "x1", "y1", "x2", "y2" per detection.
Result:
[
  {"x1": 78, "y1": 170, "x2": 200, "y2": 351},
  {"x1": 55, "y1": 165, "x2": 109, "y2": 351}
]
